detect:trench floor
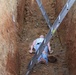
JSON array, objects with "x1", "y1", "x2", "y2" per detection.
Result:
[
  {"x1": 19, "y1": 23, "x2": 69, "y2": 75},
  {"x1": 19, "y1": 0, "x2": 69, "y2": 75}
]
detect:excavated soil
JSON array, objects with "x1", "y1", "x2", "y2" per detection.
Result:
[{"x1": 19, "y1": 0, "x2": 69, "y2": 75}]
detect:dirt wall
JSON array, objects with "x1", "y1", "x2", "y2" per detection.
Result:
[
  {"x1": 56, "y1": 0, "x2": 76, "y2": 75},
  {"x1": 0, "y1": 0, "x2": 25, "y2": 75},
  {"x1": 17, "y1": 0, "x2": 26, "y2": 26},
  {"x1": 66, "y1": 3, "x2": 76, "y2": 75}
]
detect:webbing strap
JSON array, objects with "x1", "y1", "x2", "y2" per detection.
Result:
[
  {"x1": 26, "y1": 0, "x2": 76, "y2": 75},
  {"x1": 36, "y1": 0, "x2": 52, "y2": 28}
]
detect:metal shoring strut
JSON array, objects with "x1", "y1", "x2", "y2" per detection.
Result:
[{"x1": 36, "y1": 0, "x2": 52, "y2": 28}]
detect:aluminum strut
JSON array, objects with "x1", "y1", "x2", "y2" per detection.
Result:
[{"x1": 36, "y1": 0, "x2": 52, "y2": 28}]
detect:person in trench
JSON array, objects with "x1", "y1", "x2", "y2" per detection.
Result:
[{"x1": 29, "y1": 35, "x2": 53, "y2": 64}]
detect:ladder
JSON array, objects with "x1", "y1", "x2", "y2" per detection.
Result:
[{"x1": 26, "y1": 0, "x2": 76, "y2": 75}]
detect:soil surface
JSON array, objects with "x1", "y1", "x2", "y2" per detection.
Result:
[{"x1": 19, "y1": 0, "x2": 69, "y2": 75}]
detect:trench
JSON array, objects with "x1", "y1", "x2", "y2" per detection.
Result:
[
  {"x1": 19, "y1": 0, "x2": 69, "y2": 75},
  {"x1": 0, "y1": 0, "x2": 76, "y2": 75}
]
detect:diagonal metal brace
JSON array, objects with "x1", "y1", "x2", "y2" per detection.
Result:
[{"x1": 36, "y1": 0, "x2": 52, "y2": 28}]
